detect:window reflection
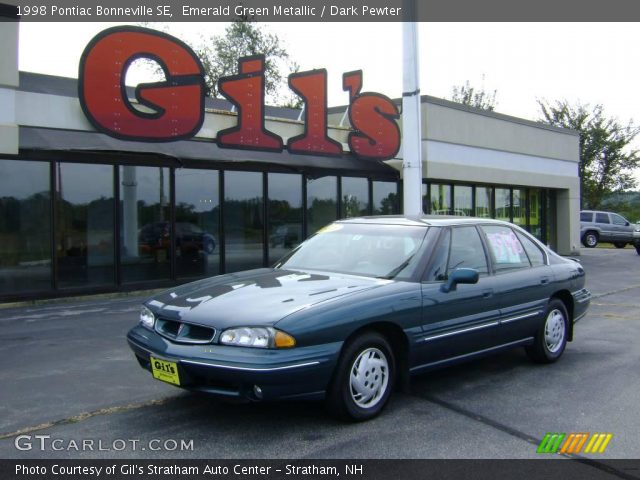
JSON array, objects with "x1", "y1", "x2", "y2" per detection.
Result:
[
  {"x1": 430, "y1": 183, "x2": 451, "y2": 214},
  {"x1": 307, "y1": 175, "x2": 337, "y2": 234},
  {"x1": 453, "y1": 185, "x2": 472, "y2": 216},
  {"x1": 341, "y1": 177, "x2": 369, "y2": 218},
  {"x1": 120, "y1": 166, "x2": 170, "y2": 283},
  {"x1": 268, "y1": 173, "x2": 302, "y2": 264},
  {"x1": 372, "y1": 181, "x2": 398, "y2": 215},
  {"x1": 224, "y1": 171, "x2": 264, "y2": 273},
  {"x1": 512, "y1": 188, "x2": 527, "y2": 228},
  {"x1": 495, "y1": 188, "x2": 511, "y2": 222},
  {"x1": 475, "y1": 187, "x2": 493, "y2": 218},
  {"x1": 56, "y1": 163, "x2": 114, "y2": 287},
  {"x1": 0, "y1": 160, "x2": 51, "y2": 294},
  {"x1": 175, "y1": 169, "x2": 220, "y2": 278}
]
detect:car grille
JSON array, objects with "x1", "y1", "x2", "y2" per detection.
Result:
[{"x1": 154, "y1": 318, "x2": 216, "y2": 344}]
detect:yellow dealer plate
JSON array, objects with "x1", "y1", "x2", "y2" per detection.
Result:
[{"x1": 150, "y1": 357, "x2": 180, "y2": 386}]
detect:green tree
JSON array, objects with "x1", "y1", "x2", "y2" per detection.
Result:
[
  {"x1": 450, "y1": 80, "x2": 497, "y2": 111},
  {"x1": 538, "y1": 100, "x2": 640, "y2": 209},
  {"x1": 140, "y1": 20, "x2": 300, "y2": 106},
  {"x1": 193, "y1": 19, "x2": 300, "y2": 106}
]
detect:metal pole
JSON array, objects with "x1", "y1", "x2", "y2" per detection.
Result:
[{"x1": 402, "y1": 0, "x2": 423, "y2": 216}]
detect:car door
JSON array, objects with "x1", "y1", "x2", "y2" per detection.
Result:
[
  {"x1": 415, "y1": 226, "x2": 501, "y2": 369},
  {"x1": 480, "y1": 225, "x2": 552, "y2": 343},
  {"x1": 610, "y1": 213, "x2": 632, "y2": 242},
  {"x1": 595, "y1": 212, "x2": 613, "y2": 242}
]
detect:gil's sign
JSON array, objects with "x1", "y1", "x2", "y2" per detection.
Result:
[{"x1": 78, "y1": 26, "x2": 400, "y2": 161}]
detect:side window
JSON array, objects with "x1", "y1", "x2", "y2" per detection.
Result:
[
  {"x1": 515, "y1": 231, "x2": 546, "y2": 267},
  {"x1": 595, "y1": 212, "x2": 610, "y2": 224},
  {"x1": 482, "y1": 225, "x2": 531, "y2": 271},
  {"x1": 611, "y1": 214, "x2": 627, "y2": 226},
  {"x1": 580, "y1": 212, "x2": 593, "y2": 222},
  {"x1": 447, "y1": 226, "x2": 489, "y2": 276},
  {"x1": 424, "y1": 228, "x2": 450, "y2": 281}
]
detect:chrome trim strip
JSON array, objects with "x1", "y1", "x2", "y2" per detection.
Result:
[
  {"x1": 180, "y1": 359, "x2": 321, "y2": 372},
  {"x1": 500, "y1": 310, "x2": 541, "y2": 324},
  {"x1": 422, "y1": 321, "x2": 499, "y2": 342},
  {"x1": 574, "y1": 311, "x2": 587, "y2": 323},
  {"x1": 127, "y1": 338, "x2": 321, "y2": 372}
]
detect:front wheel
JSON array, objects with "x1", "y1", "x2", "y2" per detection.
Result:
[
  {"x1": 636, "y1": 243, "x2": 640, "y2": 255},
  {"x1": 326, "y1": 332, "x2": 395, "y2": 421},
  {"x1": 526, "y1": 299, "x2": 569, "y2": 363}
]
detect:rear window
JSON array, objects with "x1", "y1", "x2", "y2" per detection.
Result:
[
  {"x1": 595, "y1": 213, "x2": 610, "y2": 224},
  {"x1": 580, "y1": 212, "x2": 593, "y2": 222}
]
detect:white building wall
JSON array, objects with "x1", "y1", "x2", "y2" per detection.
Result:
[{"x1": 0, "y1": 19, "x2": 18, "y2": 155}]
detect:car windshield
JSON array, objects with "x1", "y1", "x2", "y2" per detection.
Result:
[{"x1": 276, "y1": 223, "x2": 429, "y2": 279}]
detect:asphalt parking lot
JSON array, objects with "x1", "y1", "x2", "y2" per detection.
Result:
[{"x1": 0, "y1": 248, "x2": 639, "y2": 461}]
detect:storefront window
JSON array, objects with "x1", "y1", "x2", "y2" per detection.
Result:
[
  {"x1": 429, "y1": 183, "x2": 451, "y2": 215},
  {"x1": 175, "y1": 169, "x2": 220, "y2": 279},
  {"x1": 56, "y1": 163, "x2": 114, "y2": 288},
  {"x1": 307, "y1": 175, "x2": 337, "y2": 234},
  {"x1": 475, "y1": 186, "x2": 493, "y2": 218},
  {"x1": 512, "y1": 188, "x2": 527, "y2": 228},
  {"x1": 372, "y1": 181, "x2": 398, "y2": 215},
  {"x1": 224, "y1": 171, "x2": 264, "y2": 273},
  {"x1": 0, "y1": 160, "x2": 51, "y2": 294},
  {"x1": 529, "y1": 189, "x2": 543, "y2": 239},
  {"x1": 119, "y1": 166, "x2": 170, "y2": 283},
  {"x1": 268, "y1": 173, "x2": 302, "y2": 264},
  {"x1": 495, "y1": 188, "x2": 511, "y2": 222},
  {"x1": 453, "y1": 185, "x2": 473, "y2": 216},
  {"x1": 341, "y1": 177, "x2": 369, "y2": 218}
]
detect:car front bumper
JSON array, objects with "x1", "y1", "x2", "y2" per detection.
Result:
[{"x1": 127, "y1": 325, "x2": 342, "y2": 401}]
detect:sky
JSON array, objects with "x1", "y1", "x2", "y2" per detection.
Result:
[{"x1": 17, "y1": 22, "x2": 640, "y2": 179}]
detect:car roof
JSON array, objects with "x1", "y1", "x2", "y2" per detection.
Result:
[{"x1": 336, "y1": 215, "x2": 515, "y2": 227}]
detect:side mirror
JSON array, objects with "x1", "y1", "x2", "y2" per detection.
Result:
[
  {"x1": 441, "y1": 268, "x2": 479, "y2": 293},
  {"x1": 625, "y1": 221, "x2": 630, "y2": 226}
]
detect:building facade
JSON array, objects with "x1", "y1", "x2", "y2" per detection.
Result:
[{"x1": 0, "y1": 17, "x2": 581, "y2": 302}]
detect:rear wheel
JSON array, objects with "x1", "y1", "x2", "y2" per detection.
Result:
[
  {"x1": 582, "y1": 231, "x2": 599, "y2": 248},
  {"x1": 326, "y1": 332, "x2": 395, "y2": 421},
  {"x1": 613, "y1": 242, "x2": 627, "y2": 249},
  {"x1": 526, "y1": 299, "x2": 569, "y2": 363}
]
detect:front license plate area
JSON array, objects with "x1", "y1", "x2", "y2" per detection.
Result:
[{"x1": 150, "y1": 356, "x2": 180, "y2": 386}]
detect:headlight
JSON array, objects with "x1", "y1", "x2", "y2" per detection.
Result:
[
  {"x1": 140, "y1": 305, "x2": 155, "y2": 330},
  {"x1": 219, "y1": 327, "x2": 296, "y2": 348}
]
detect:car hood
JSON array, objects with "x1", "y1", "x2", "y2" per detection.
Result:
[{"x1": 146, "y1": 268, "x2": 389, "y2": 329}]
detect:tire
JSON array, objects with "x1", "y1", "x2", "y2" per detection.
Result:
[
  {"x1": 326, "y1": 332, "x2": 395, "y2": 421},
  {"x1": 613, "y1": 242, "x2": 627, "y2": 249},
  {"x1": 204, "y1": 238, "x2": 215, "y2": 254},
  {"x1": 636, "y1": 244, "x2": 640, "y2": 255},
  {"x1": 582, "y1": 231, "x2": 599, "y2": 248},
  {"x1": 526, "y1": 299, "x2": 569, "y2": 364}
]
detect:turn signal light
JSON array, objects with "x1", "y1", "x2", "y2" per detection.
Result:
[{"x1": 274, "y1": 331, "x2": 296, "y2": 348}]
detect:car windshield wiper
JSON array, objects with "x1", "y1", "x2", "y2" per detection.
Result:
[{"x1": 376, "y1": 254, "x2": 416, "y2": 280}]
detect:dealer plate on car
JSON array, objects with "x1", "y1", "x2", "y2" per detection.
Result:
[{"x1": 150, "y1": 356, "x2": 180, "y2": 386}]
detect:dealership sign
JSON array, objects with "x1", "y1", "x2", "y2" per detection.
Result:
[{"x1": 78, "y1": 26, "x2": 401, "y2": 161}]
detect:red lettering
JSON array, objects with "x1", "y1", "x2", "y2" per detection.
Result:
[
  {"x1": 216, "y1": 55, "x2": 283, "y2": 151},
  {"x1": 79, "y1": 26, "x2": 205, "y2": 141},
  {"x1": 343, "y1": 70, "x2": 401, "y2": 161},
  {"x1": 287, "y1": 69, "x2": 342, "y2": 157}
]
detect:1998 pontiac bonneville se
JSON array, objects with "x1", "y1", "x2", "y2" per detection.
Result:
[{"x1": 127, "y1": 216, "x2": 591, "y2": 420}]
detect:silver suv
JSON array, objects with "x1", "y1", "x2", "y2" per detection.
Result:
[{"x1": 580, "y1": 210, "x2": 634, "y2": 248}]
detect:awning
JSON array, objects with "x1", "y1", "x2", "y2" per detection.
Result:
[{"x1": 19, "y1": 127, "x2": 399, "y2": 177}]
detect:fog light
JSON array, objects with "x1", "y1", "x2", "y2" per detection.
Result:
[{"x1": 253, "y1": 385, "x2": 263, "y2": 399}]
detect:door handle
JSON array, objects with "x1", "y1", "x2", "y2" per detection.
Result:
[
  {"x1": 540, "y1": 277, "x2": 550, "y2": 285},
  {"x1": 482, "y1": 289, "x2": 493, "y2": 299}
]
